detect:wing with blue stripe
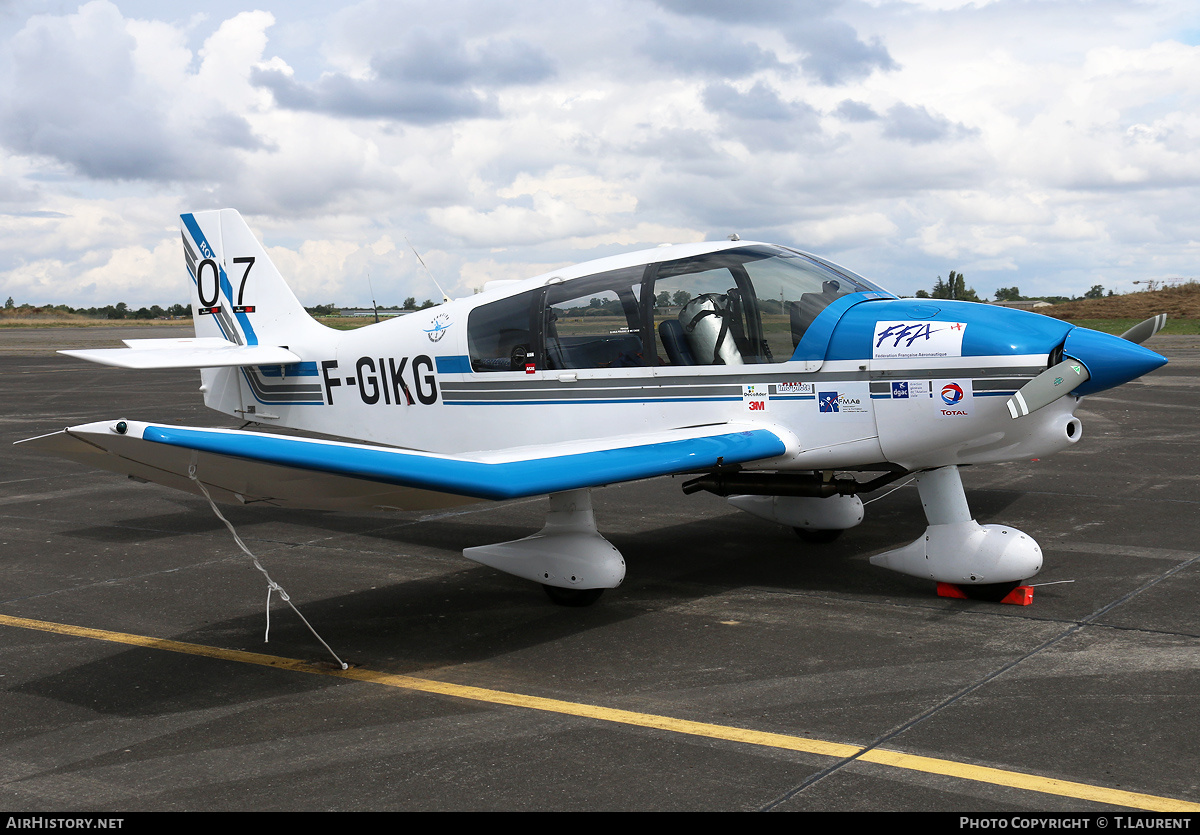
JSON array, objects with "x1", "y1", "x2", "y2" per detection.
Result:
[
  {"x1": 20, "y1": 420, "x2": 788, "y2": 509},
  {"x1": 140, "y1": 423, "x2": 787, "y2": 500}
]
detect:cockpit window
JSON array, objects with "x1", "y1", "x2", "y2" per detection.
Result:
[
  {"x1": 467, "y1": 288, "x2": 540, "y2": 372},
  {"x1": 543, "y1": 266, "x2": 646, "y2": 370},
  {"x1": 467, "y1": 244, "x2": 884, "y2": 372}
]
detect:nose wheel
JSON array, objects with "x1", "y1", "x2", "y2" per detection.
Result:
[
  {"x1": 542, "y1": 585, "x2": 605, "y2": 607},
  {"x1": 793, "y1": 527, "x2": 844, "y2": 544}
]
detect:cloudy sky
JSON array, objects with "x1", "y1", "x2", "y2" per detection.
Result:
[{"x1": 0, "y1": 0, "x2": 1197, "y2": 308}]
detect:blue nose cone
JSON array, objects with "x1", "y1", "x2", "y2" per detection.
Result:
[{"x1": 1062, "y1": 327, "x2": 1168, "y2": 396}]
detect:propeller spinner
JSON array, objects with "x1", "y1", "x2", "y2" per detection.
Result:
[{"x1": 1006, "y1": 315, "x2": 1168, "y2": 420}]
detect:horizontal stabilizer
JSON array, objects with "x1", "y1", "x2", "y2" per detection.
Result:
[
  {"x1": 18, "y1": 420, "x2": 789, "y2": 511},
  {"x1": 60, "y1": 338, "x2": 301, "y2": 369}
]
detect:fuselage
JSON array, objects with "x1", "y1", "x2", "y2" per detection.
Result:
[{"x1": 202, "y1": 240, "x2": 1160, "y2": 474}]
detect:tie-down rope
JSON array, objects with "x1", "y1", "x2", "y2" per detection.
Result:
[{"x1": 187, "y1": 464, "x2": 348, "y2": 670}]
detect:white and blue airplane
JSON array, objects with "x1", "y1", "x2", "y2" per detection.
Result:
[{"x1": 21, "y1": 209, "x2": 1168, "y2": 605}]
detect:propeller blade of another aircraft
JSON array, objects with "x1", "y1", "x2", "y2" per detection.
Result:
[
  {"x1": 1119, "y1": 314, "x2": 1167, "y2": 345},
  {"x1": 1006, "y1": 359, "x2": 1090, "y2": 419}
]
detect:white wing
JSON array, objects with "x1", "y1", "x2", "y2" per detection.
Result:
[{"x1": 18, "y1": 420, "x2": 790, "y2": 512}]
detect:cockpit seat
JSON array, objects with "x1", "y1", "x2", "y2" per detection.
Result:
[
  {"x1": 659, "y1": 319, "x2": 695, "y2": 366},
  {"x1": 790, "y1": 280, "x2": 842, "y2": 346},
  {"x1": 679, "y1": 293, "x2": 743, "y2": 366}
]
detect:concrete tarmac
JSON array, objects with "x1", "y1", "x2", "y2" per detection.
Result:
[{"x1": 1, "y1": 327, "x2": 1197, "y2": 811}]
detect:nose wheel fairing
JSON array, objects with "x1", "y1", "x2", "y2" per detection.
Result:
[{"x1": 870, "y1": 466, "x2": 1042, "y2": 584}]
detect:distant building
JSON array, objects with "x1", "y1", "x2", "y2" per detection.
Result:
[{"x1": 339, "y1": 308, "x2": 406, "y2": 318}]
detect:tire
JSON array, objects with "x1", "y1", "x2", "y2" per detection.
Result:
[
  {"x1": 542, "y1": 585, "x2": 605, "y2": 607},
  {"x1": 793, "y1": 527, "x2": 844, "y2": 544}
]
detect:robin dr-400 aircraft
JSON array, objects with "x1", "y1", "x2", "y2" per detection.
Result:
[{"x1": 22, "y1": 209, "x2": 1168, "y2": 605}]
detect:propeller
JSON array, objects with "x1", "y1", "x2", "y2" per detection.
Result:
[
  {"x1": 1006, "y1": 359, "x2": 1090, "y2": 419},
  {"x1": 1119, "y1": 313, "x2": 1167, "y2": 345},
  {"x1": 1006, "y1": 314, "x2": 1167, "y2": 420}
]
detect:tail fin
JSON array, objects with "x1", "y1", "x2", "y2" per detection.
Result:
[{"x1": 181, "y1": 209, "x2": 325, "y2": 347}]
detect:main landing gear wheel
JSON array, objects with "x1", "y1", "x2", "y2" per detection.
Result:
[
  {"x1": 793, "y1": 527, "x2": 844, "y2": 544},
  {"x1": 542, "y1": 585, "x2": 605, "y2": 607}
]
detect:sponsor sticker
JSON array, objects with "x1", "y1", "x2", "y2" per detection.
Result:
[
  {"x1": 777, "y1": 381, "x2": 814, "y2": 395},
  {"x1": 886, "y1": 380, "x2": 930, "y2": 400},
  {"x1": 933, "y1": 379, "x2": 972, "y2": 417},
  {"x1": 743, "y1": 384, "x2": 768, "y2": 412},
  {"x1": 818, "y1": 390, "x2": 868, "y2": 415},
  {"x1": 873, "y1": 321, "x2": 966, "y2": 359}
]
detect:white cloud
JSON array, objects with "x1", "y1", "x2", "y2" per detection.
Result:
[
  {"x1": 790, "y1": 212, "x2": 899, "y2": 248},
  {"x1": 458, "y1": 257, "x2": 573, "y2": 294},
  {"x1": 0, "y1": 0, "x2": 1197, "y2": 307}
]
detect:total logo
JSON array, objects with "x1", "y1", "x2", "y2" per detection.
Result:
[{"x1": 936, "y1": 380, "x2": 970, "y2": 417}]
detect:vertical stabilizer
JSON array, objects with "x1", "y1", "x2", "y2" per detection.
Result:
[{"x1": 180, "y1": 209, "x2": 325, "y2": 347}]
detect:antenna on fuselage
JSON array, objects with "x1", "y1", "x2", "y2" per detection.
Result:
[
  {"x1": 366, "y1": 272, "x2": 380, "y2": 324},
  {"x1": 406, "y1": 238, "x2": 452, "y2": 304}
]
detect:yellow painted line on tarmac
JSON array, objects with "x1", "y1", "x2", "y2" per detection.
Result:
[{"x1": 4, "y1": 612, "x2": 1197, "y2": 812}]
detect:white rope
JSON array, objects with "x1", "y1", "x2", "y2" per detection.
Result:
[
  {"x1": 861, "y1": 476, "x2": 916, "y2": 506},
  {"x1": 187, "y1": 464, "x2": 348, "y2": 670}
]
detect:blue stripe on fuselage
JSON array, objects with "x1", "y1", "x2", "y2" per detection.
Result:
[
  {"x1": 435, "y1": 355, "x2": 472, "y2": 374},
  {"x1": 258, "y1": 362, "x2": 320, "y2": 377}
]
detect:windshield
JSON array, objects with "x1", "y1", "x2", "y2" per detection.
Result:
[{"x1": 650, "y1": 245, "x2": 884, "y2": 366}]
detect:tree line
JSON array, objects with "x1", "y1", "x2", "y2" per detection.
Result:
[
  {"x1": 3, "y1": 277, "x2": 1121, "y2": 320},
  {"x1": 1, "y1": 297, "x2": 440, "y2": 319},
  {"x1": 3, "y1": 298, "x2": 190, "y2": 319},
  {"x1": 914, "y1": 273, "x2": 1113, "y2": 304}
]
